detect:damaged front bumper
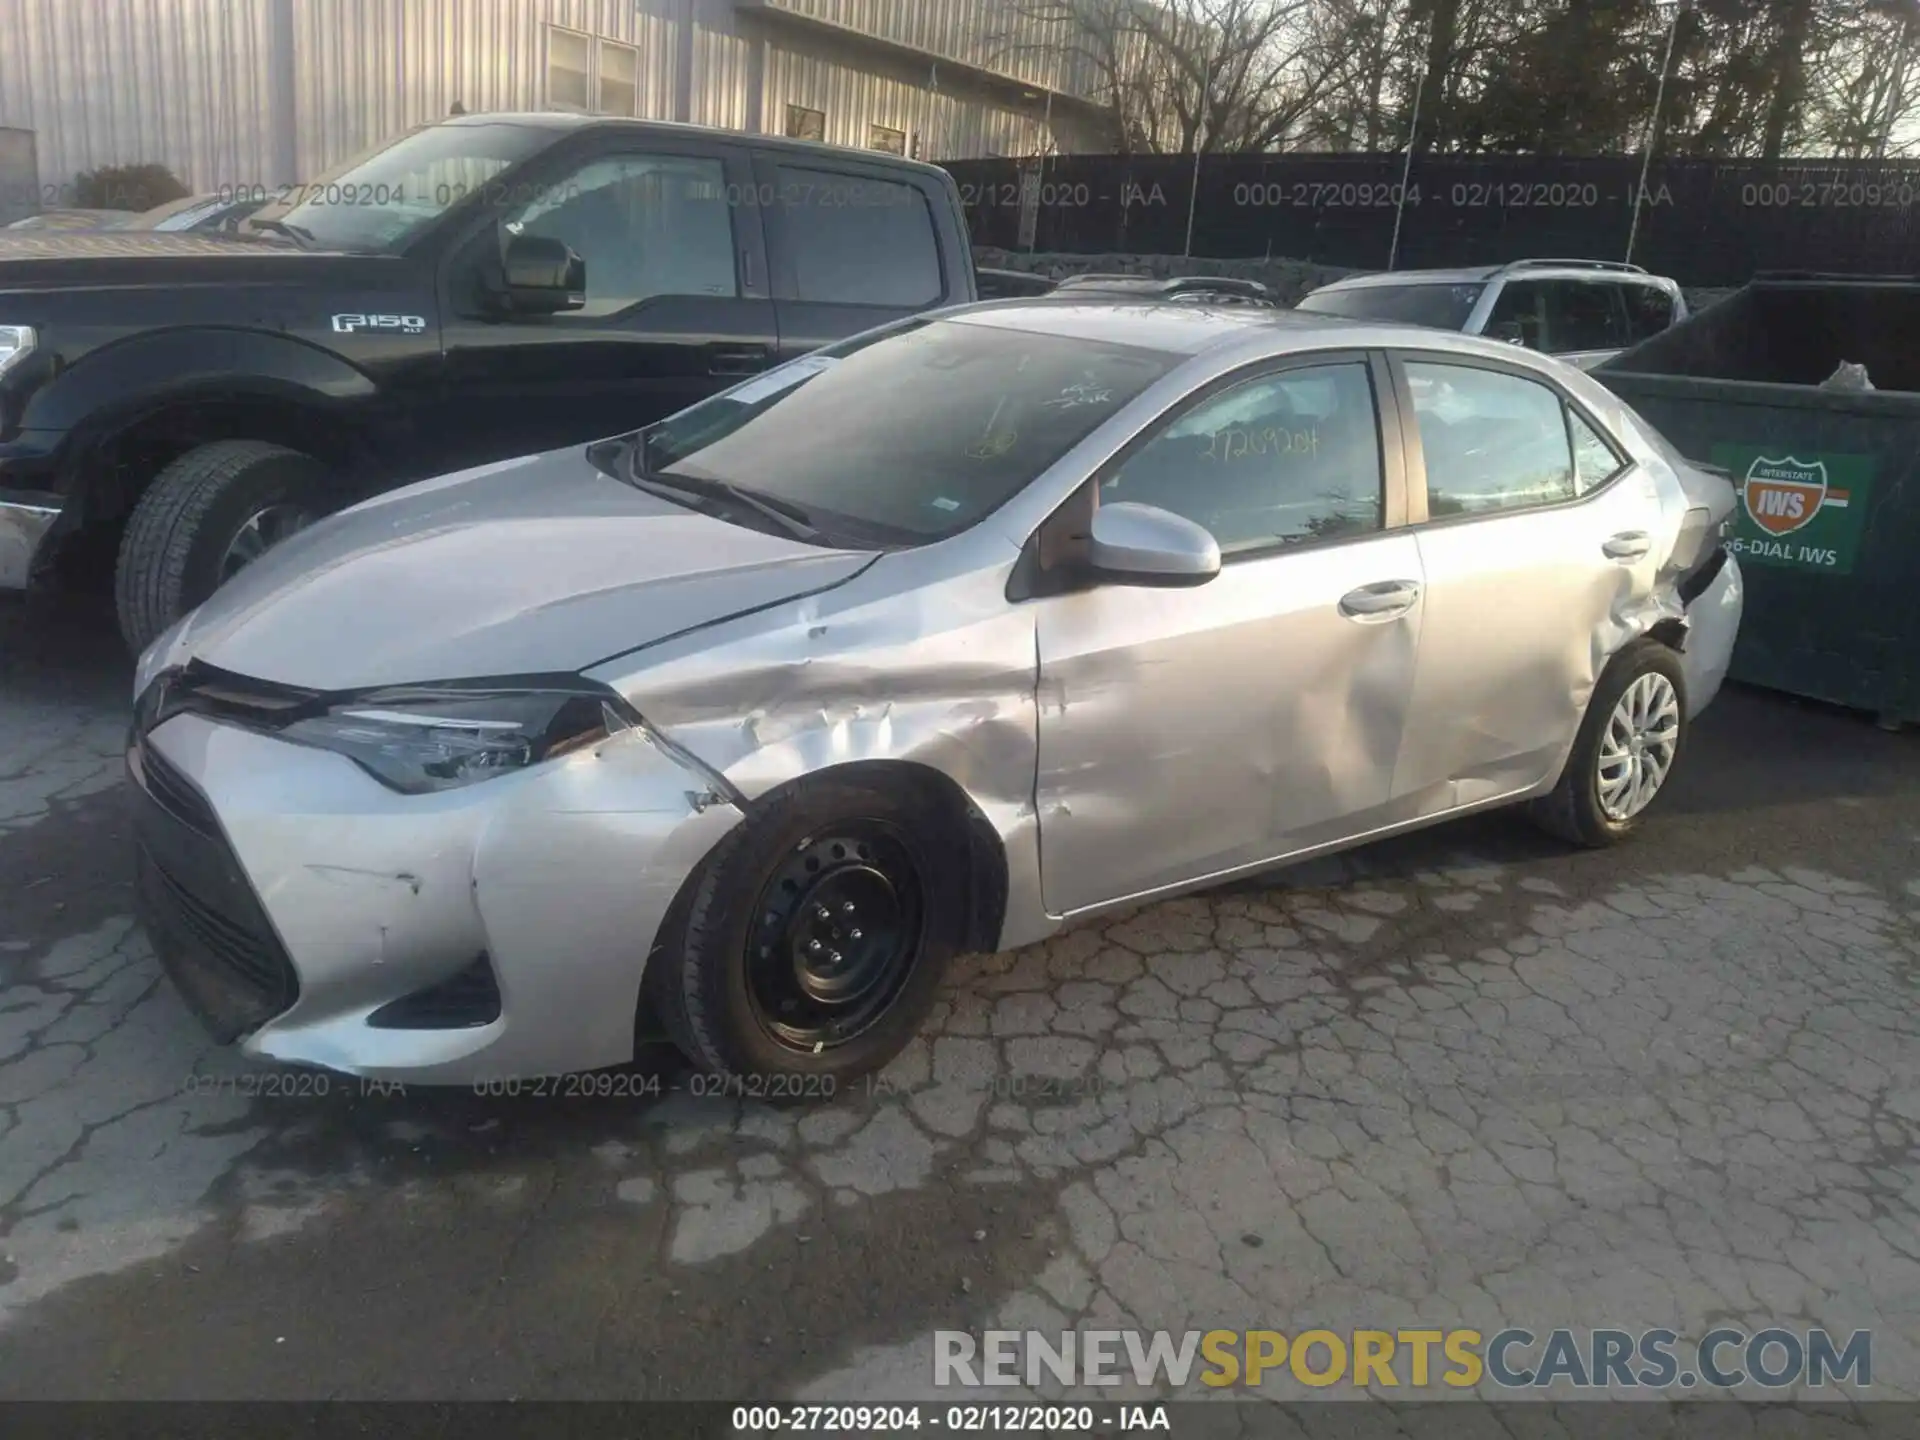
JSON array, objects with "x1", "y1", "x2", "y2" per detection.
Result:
[{"x1": 130, "y1": 709, "x2": 742, "y2": 1083}]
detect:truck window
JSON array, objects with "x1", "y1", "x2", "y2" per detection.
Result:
[
  {"x1": 507, "y1": 153, "x2": 738, "y2": 315},
  {"x1": 775, "y1": 165, "x2": 942, "y2": 308}
]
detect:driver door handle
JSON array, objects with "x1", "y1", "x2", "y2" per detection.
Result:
[
  {"x1": 1339, "y1": 579, "x2": 1422, "y2": 622},
  {"x1": 1603, "y1": 530, "x2": 1653, "y2": 561}
]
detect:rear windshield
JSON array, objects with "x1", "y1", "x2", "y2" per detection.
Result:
[
  {"x1": 640, "y1": 318, "x2": 1180, "y2": 544},
  {"x1": 1295, "y1": 282, "x2": 1485, "y2": 330}
]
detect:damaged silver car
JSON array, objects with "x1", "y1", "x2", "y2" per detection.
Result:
[{"x1": 128, "y1": 300, "x2": 1744, "y2": 1086}]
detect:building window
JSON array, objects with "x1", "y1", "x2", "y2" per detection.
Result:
[
  {"x1": 599, "y1": 40, "x2": 638, "y2": 117},
  {"x1": 547, "y1": 27, "x2": 592, "y2": 112},
  {"x1": 786, "y1": 104, "x2": 826, "y2": 142},
  {"x1": 869, "y1": 124, "x2": 907, "y2": 155}
]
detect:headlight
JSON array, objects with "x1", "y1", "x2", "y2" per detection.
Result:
[
  {"x1": 281, "y1": 685, "x2": 632, "y2": 794},
  {"x1": 0, "y1": 325, "x2": 35, "y2": 381}
]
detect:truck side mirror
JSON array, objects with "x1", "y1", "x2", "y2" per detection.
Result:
[{"x1": 494, "y1": 232, "x2": 586, "y2": 315}]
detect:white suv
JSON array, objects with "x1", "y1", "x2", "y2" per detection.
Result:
[{"x1": 1293, "y1": 259, "x2": 1688, "y2": 370}]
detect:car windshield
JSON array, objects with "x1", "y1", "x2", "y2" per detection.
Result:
[
  {"x1": 633, "y1": 319, "x2": 1180, "y2": 544},
  {"x1": 243, "y1": 121, "x2": 554, "y2": 252},
  {"x1": 1295, "y1": 282, "x2": 1485, "y2": 329}
]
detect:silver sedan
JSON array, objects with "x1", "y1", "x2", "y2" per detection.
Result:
[{"x1": 128, "y1": 301, "x2": 1744, "y2": 1086}]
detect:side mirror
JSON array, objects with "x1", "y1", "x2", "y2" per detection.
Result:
[
  {"x1": 495, "y1": 232, "x2": 586, "y2": 315},
  {"x1": 1088, "y1": 502, "x2": 1221, "y2": 588},
  {"x1": 1486, "y1": 320, "x2": 1527, "y2": 346}
]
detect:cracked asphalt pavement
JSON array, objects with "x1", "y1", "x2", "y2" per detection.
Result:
[{"x1": 2, "y1": 592, "x2": 1917, "y2": 1404}]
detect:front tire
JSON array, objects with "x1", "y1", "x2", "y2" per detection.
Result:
[
  {"x1": 1528, "y1": 637, "x2": 1689, "y2": 848},
  {"x1": 115, "y1": 440, "x2": 332, "y2": 653},
  {"x1": 654, "y1": 775, "x2": 965, "y2": 1085}
]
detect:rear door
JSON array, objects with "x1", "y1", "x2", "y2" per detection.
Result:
[
  {"x1": 754, "y1": 154, "x2": 958, "y2": 361},
  {"x1": 1386, "y1": 351, "x2": 1661, "y2": 818},
  {"x1": 435, "y1": 133, "x2": 776, "y2": 468}
]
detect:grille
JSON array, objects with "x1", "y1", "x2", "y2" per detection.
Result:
[
  {"x1": 136, "y1": 737, "x2": 221, "y2": 838},
  {"x1": 142, "y1": 848, "x2": 292, "y2": 999}
]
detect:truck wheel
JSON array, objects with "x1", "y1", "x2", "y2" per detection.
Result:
[
  {"x1": 652, "y1": 774, "x2": 966, "y2": 1088},
  {"x1": 1527, "y1": 638, "x2": 1689, "y2": 848},
  {"x1": 115, "y1": 440, "x2": 332, "y2": 653}
]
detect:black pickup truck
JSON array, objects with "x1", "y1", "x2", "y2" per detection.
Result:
[{"x1": 0, "y1": 114, "x2": 987, "y2": 651}]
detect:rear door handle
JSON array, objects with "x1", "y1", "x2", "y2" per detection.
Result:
[
  {"x1": 1339, "y1": 579, "x2": 1422, "y2": 622},
  {"x1": 707, "y1": 343, "x2": 771, "y2": 377},
  {"x1": 1603, "y1": 530, "x2": 1653, "y2": 561}
]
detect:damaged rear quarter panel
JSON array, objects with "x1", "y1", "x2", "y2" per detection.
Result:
[{"x1": 583, "y1": 541, "x2": 1052, "y2": 952}]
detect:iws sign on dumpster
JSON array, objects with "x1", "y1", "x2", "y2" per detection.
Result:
[{"x1": 1711, "y1": 445, "x2": 1875, "y2": 575}]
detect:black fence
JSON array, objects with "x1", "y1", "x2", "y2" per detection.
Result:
[{"x1": 942, "y1": 153, "x2": 1920, "y2": 286}]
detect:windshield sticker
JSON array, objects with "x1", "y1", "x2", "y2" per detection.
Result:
[
  {"x1": 930, "y1": 497, "x2": 962, "y2": 511},
  {"x1": 725, "y1": 355, "x2": 837, "y2": 406}
]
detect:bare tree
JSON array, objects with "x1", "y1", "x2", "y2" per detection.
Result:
[{"x1": 986, "y1": 0, "x2": 1352, "y2": 152}]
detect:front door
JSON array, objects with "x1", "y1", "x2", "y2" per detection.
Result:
[
  {"x1": 1032, "y1": 355, "x2": 1426, "y2": 916},
  {"x1": 1388, "y1": 353, "x2": 1663, "y2": 817},
  {"x1": 436, "y1": 138, "x2": 776, "y2": 470}
]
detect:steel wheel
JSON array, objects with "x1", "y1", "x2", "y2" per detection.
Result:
[
  {"x1": 745, "y1": 821, "x2": 927, "y2": 1052},
  {"x1": 219, "y1": 503, "x2": 315, "y2": 579},
  {"x1": 1596, "y1": 671, "x2": 1681, "y2": 822}
]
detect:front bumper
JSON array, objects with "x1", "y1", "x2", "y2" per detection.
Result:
[
  {"x1": 131, "y1": 709, "x2": 743, "y2": 1083},
  {"x1": 1678, "y1": 550, "x2": 1743, "y2": 717},
  {"x1": 0, "y1": 491, "x2": 63, "y2": 591}
]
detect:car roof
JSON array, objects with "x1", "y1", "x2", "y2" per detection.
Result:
[
  {"x1": 941, "y1": 297, "x2": 1549, "y2": 367},
  {"x1": 1316, "y1": 262, "x2": 1676, "y2": 292},
  {"x1": 438, "y1": 112, "x2": 954, "y2": 180}
]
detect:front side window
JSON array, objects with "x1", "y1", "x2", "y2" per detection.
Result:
[
  {"x1": 637, "y1": 318, "x2": 1178, "y2": 543},
  {"x1": 776, "y1": 165, "x2": 942, "y2": 308},
  {"x1": 1103, "y1": 362, "x2": 1384, "y2": 555},
  {"x1": 1295, "y1": 283, "x2": 1484, "y2": 331},
  {"x1": 1486, "y1": 280, "x2": 1548, "y2": 349},
  {"x1": 506, "y1": 153, "x2": 737, "y2": 312},
  {"x1": 1405, "y1": 361, "x2": 1576, "y2": 515},
  {"x1": 247, "y1": 121, "x2": 554, "y2": 253}
]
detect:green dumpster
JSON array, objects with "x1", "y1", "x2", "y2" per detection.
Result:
[{"x1": 1595, "y1": 273, "x2": 1920, "y2": 727}]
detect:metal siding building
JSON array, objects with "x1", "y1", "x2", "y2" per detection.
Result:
[{"x1": 0, "y1": 0, "x2": 1110, "y2": 199}]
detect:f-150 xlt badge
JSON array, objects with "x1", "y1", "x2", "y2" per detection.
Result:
[{"x1": 332, "y1": 313, "x2": 426, "y2": 334}]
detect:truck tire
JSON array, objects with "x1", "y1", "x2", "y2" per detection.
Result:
[{"x1": 115, "y1": 440, "x2": 333, "y2": 654}]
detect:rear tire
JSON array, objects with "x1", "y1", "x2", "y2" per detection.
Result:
[
  {"x1": 1528, "y1": 637, "x2": 1689, "y2": 848},
  {"x1": 114, "y1": 440, "x2": 333, "y2": 654},
  {"x1": 653, "y1": 774, "x2": 965, "y2": 1087}
]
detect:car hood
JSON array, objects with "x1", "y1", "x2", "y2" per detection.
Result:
[{"x1": 161, "y1": 447, "x2": 877, "y2": 691}]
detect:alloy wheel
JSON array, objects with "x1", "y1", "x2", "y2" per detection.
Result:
[
  {"x1": 219, "y1": 503, "x2": 316, "y2": 580},
  {"x1": 1596, "y1": 671, "x2": 1681, "y2": 822}
]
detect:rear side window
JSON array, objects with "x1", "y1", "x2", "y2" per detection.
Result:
[
  {"x1": 1543, "y1": 280, "x2": 1628, "y2": 352},
  {"x1": 1623, "y1": 283, "x2": 1677, "y2": 342},
  {"x1": 776, "y1": 165, "x2": 943, "y2": 308},
  {"x1": 1405, "y1": 361, "x2": 1577, "y2": 515}
]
